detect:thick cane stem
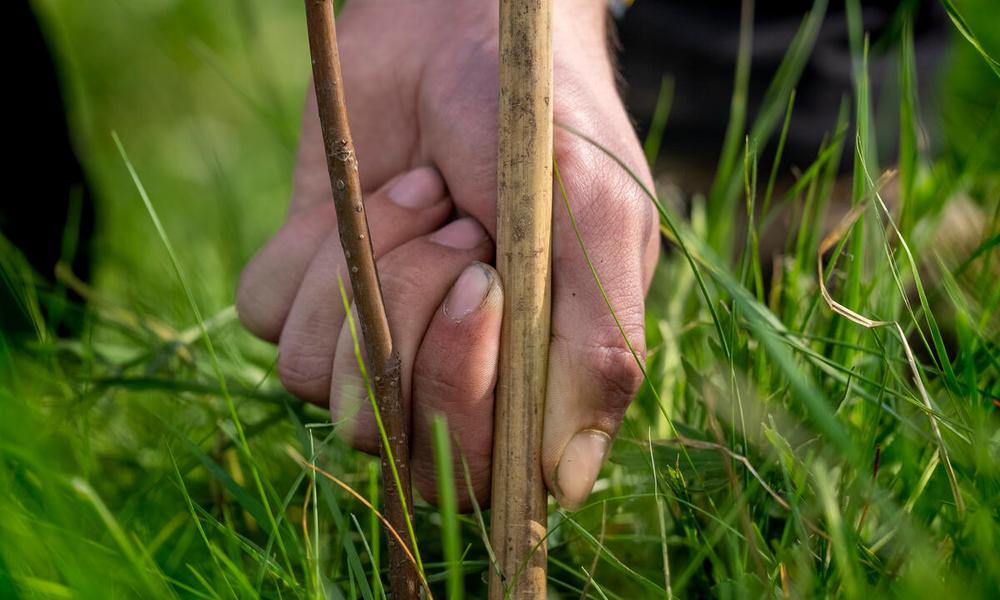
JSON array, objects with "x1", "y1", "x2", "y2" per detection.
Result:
[{"x1": 489, "y1": 0, "x2": 554, "y2": 597}]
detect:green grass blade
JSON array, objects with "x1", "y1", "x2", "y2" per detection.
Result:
[
  {"x1": 113, "y1": 132, "x2": 296, "y2": 579},
  {"x1": 336, "y1": 276, "x2": 425, "y2": 576},
  {"x1": 431, "y1": 416, "x2": 463, "y2": 600},
  {"x1": 643, "y1": 75, "x2": 675, "y2": 167},
  {"x1": 940, "y1": 0, "x2": 1000, "y2": 79}
]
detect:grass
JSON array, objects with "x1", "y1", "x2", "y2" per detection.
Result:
[{"x1": 3, "y1": 0, "x2": 1000, "y2": 597}]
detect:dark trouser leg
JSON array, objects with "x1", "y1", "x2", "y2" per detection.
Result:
[{"x1": 3, "y1": 2, "x2": 95, "y2": 335}]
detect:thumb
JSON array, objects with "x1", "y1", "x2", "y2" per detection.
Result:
[{"x1": 540, "y1": 129, "x2": 657, "y2": 511}]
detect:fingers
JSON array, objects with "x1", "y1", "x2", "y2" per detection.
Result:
[
  {"x1": 290, "y1": 84, "x2": 419, "y2": 213},
  {"x1": 411, "y1": 263, "x2": 503, "y2": 509},
  {"x1": 239, "y1": 166, "x2": 448, "y2": 343},
  {"x1": 236, "y1": 202, "x2": 338, "y2": 341},
  {"x1": 236, "y1": 165, "x2": 449, "y2": 393},
  {"x1": 293, "y1": 5, "x2": 426, "y2": 214},
  {"x1": 274, "y1": 167, "x2": 451, "y2": 403},
  {"x1": 328, "y1": 219, "x2": 494, "y2": 452}
]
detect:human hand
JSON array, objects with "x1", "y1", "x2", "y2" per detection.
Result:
[{"x1": 236, "y1": 0, "x2": 658, "y2": 510}]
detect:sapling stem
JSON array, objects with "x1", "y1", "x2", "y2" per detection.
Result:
[{"x1": 302, "y1": 1, "x2": 419, "y2": 597}]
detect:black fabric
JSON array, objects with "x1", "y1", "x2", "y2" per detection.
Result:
[
  {"x1": 617, "y1": 0, "x2": 949, "y2": 168},
  {"x1": 2, "y1": 1, "x2": 95, "y2": 334}
]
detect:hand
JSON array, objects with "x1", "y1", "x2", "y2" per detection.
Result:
[{"x1": 236, "y1": 0, "x2": 658, "y2": 510}]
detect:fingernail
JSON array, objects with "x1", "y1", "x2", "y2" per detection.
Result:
[
  {"x1": 554, "y1": 429, "x2": 611, "y2": 511},
  {"x1": 388, "y1": 167, "x2": 442, "y2": 209},
  {"x1": 444, "y1": 263, "x2": 492, "y2": 320},
  {"x1": 430, "y1": 218, "x2": 486, "y2": 249}
]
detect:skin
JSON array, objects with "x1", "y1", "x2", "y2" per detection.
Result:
[{"x1": 236, "y1": 0, "x2": 658, "y2": 511}]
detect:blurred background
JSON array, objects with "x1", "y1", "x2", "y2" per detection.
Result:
[
  {"x1": 3, "y1": 0, "x2": 1000, "y2": 317},
  {"x1": 13, "y1": 0, "x2": 306, "y2": 322},
  {"x1": 8, "y1": 0, "x2": 997, "y2": 317}
]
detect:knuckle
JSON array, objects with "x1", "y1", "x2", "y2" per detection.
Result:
[
  {"x1": 637, "y1": 197, "x2": 656, "y2": 240},
  {"x1": 411, "y1": 466, "x2": 441, "y2": 506},
  {"x1": 555, "y1": 148, "x2": 652, "y2": 238},
  {"x1": 374, "y1": 263, "x2": 419, "y2": 299},
  {"x1": 413, "y1": 370, "x2": 464, "y2": 405},
  {"x1": 412, "y1": 448, "x2": 491, "y2": 511},
  {"x1": 341, "y1": 417, "x2": 379, "y2": 456},
  {"x1": 585, "y1": 340, "x2": 645, "y2": 417},
  {"x1": 234, "y1": 275, "x2": 257, "y2": 324},
  {"x1": 235, "y1": 272, "x2": 281, "y2": 342},
  {"x1": 276, "y1": 344, "x2": 331, "y2": 401}
]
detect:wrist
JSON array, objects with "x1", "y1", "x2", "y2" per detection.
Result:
[
  {"x1": 339, "y1": 0, "x2": 615, "y2": 83},
  {"x1": 342, "y1": 0, "x2": 607, "y2": 43},
  {"x1": 554, "y1": 0, "x2": 616, "y2": 86},
  {"x1": 556, "y1": 0, "x2": 609, "y2": 41}
]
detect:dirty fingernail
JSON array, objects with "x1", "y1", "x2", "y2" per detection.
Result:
[
  {"x1": 554, "y1": 429, "x2": 611, "y2": 511},
  {"x1": 388, "y1": 166, "x2": 443, "y2": 209},
  {"x1": 430, "y1": 218, "x2": 486, "y2": 249},
  {"x1": 444, "y1": 263, "x2": 493, "y2": 321}
]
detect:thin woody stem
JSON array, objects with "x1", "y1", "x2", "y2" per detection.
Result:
[{"x1": 302, "y1": 1, "x2": 419, "y2": 598}]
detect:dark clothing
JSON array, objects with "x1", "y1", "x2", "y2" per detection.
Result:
[
  {"x1": 617, "y1": 0, "x2": 949, "y2": 167},
  {"x1": 2, "y1": 2, "x2": 95, "y2": 334}
]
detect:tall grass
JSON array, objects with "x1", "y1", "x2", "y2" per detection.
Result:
[{"x1": 3, "y1": 0, "x2": 999, "y2": 597}]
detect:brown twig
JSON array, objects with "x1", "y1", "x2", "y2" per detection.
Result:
[
  {"x1": 490, "y1": 0, "x2": 554, "y2": 597},
  {"x1": 301, "y1": 1, "x2": 417, "y2": 597}
]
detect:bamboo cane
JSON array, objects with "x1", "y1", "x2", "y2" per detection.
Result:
[
  {"x1": 302, "y1": 2, "x2": 418, "y2": 598},
  {"x1": 489, "y1": 0, "x2": 554, "y2": 597}
]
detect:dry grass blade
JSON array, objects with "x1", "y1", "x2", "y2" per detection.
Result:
[
  {"x1": 816, "y1": 169, "x2": 965, "y2": 516},
  {"x1": 578, "y1": 501, "x2": 608, "y2": 600},
  {"x1": 285, "y1": 447, "x2": 434, "y2": 599},
  {"x1": 651, "y1": 436, "x2": 829, "y2": 541}
]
